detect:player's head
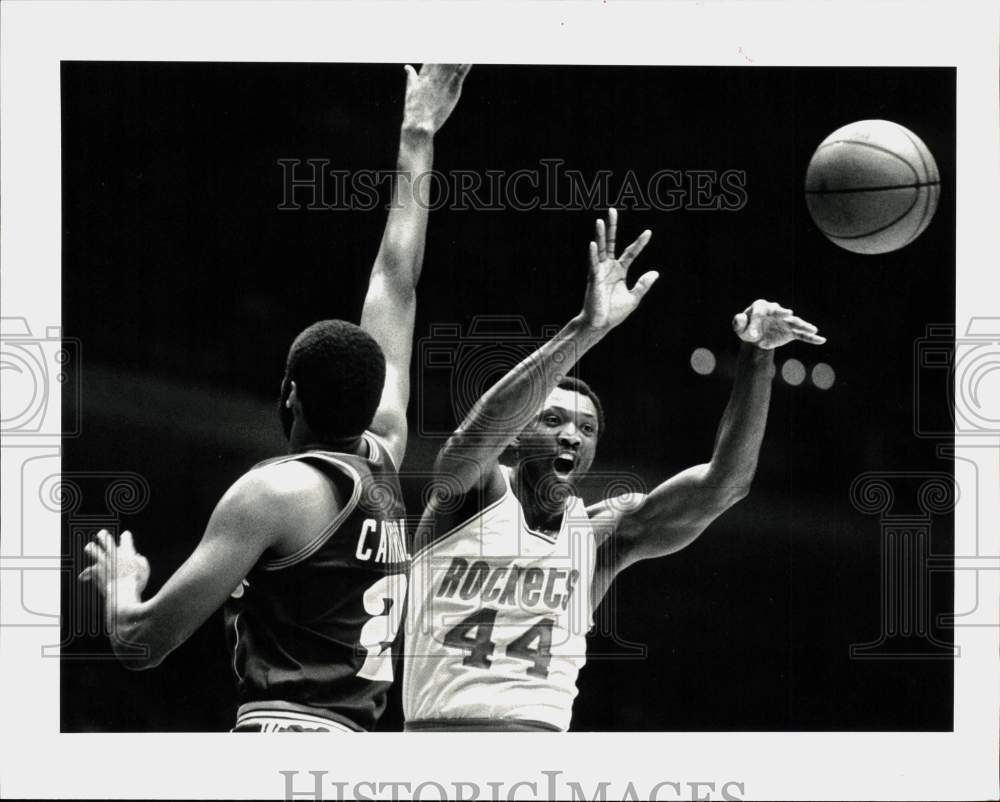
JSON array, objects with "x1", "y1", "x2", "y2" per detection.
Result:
[
  {"x1": 511, "y1": 377, "x2": 605, "y2": 495},
  {"x1": 278, "y1": 320, "x2": 386, "y2": 441}
]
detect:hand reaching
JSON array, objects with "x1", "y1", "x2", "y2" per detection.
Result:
[
  {"x1": 732, "y1": 300, "x2": 826, "y2": 350},
  {"x1": 581, "y1": 208, "x2": 659, "y2": 331},
  {"x1": 79, "y1": 529, "x2": 150, "y2": 601},
  {"x1": 402, "y1": 63, "x2": 472, "y2": 135}
]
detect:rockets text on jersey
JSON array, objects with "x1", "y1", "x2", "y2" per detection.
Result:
[{"x1": 403, "y1": 465, "x2": 597, "y2": 732}]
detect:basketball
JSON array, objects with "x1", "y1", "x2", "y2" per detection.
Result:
[{"x1": 804, "y1": 119, "x2": 940, "y2": 255}]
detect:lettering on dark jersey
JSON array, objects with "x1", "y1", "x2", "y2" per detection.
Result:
[
  {"x1": 435, "y1": 557, "x2": 580, "y2": 611},
  {"x1": 355, "y1": 518, "x2": 410, "y2": 564}
]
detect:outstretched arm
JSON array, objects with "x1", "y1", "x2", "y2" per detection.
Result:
[
  {"x1": 77, "y1": 463, "x2": 332, "y2": 668},
  {"x1": 360, "y1": 64, "x2": 471, "y2": 467},
  {"x1": 435, "y1": 209, "x2": 659, "y2": 496},
  {"x1": 591, "y1": 300, "x2": 826, "y2": 599}
]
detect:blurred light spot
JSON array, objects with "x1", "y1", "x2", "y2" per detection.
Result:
[
  {"x1": 812, "y1": 362, "x2": 836, "y2": 390},
  {"x1": 690, "y1": 347, "x2": 716, "y2": 375},
  {"x1": 781, "y1": 358, "x2": 806, "y2": 386}
]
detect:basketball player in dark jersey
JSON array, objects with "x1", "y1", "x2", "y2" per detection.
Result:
[
  {"x1": 78, "y1": 63, "x2": 471, "y2": 732},
  {"x1": 404, "y1": 209, "x2": 826, "y2": 730}
]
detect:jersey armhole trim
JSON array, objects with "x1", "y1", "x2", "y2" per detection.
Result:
[
  {"x1": 523, "y1": 522, "x2": 560, "y2": 544},
  {"x1": 258, "y1": 457, "x2": 363, "y2": 571},
  {"x1": 364, "y1": 430, "x2": 399, "y2": 472}
]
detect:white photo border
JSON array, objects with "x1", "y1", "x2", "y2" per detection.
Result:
[{"x1": 1, "y1": 1, "x2": 998, "y2": 799}]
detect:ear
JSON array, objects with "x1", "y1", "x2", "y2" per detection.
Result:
[{"x1": 286, "y1": 380, "x2": 298, "y2": 409}]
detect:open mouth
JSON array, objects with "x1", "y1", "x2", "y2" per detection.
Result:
[{"x1": 553, "y1": 455, "x2": 576, "y2": 477}]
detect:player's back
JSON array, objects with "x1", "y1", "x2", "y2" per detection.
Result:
[
  {"x1": 403, "y1": 465, "x2": 596, "y2": 732},
  {"x1": 224, "y1": 431, "x2": 409, "y2": 732}
]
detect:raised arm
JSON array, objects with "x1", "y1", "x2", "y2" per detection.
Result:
[
  {"x1": 591, "y1": 299, "x2": 826, "y2": 599},
  {"x1": 436, "y1": 209, "x2": 659, "y2": 495},
  {"x1": 360, "y1": 64, "x2": 471, "y2": 467}
]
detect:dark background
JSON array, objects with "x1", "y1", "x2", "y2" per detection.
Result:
[{"x1": 60, "y1": 63, "x2": 955, "y2": 731}]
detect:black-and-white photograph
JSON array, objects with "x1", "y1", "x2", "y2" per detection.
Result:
[
  {"x1": 2, "y1": 2, "x2": 998, "y2": 800},
  {"x1": 60, "y1": 60, "x2": 957, "y2": 737}
]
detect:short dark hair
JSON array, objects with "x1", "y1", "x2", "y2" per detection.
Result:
[
  {"x1": 279, "y1": 320, "x2": 385, "y2": 440},
  {"x1": 557, "y1": 376, "x2": 606, "y2": 438}
]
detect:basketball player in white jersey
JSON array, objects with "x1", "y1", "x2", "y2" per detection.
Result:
[
  {"x1": 404, "y1": 208, "x2": 826, "y2": 731},
  {"x1": 79, "y1": 64, "x2": 471, "y2": 732}
]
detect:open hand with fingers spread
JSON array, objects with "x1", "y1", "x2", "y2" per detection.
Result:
[
  {"x1": 79, "y1": 529, "x2": 150, "y2": 603},
  {"x1": 732, "y1": 299, "x2": 827, "y2": 350},
  {"x1": 581, "y1": 208, "x2": 659, "y2": 332},
  {"x1": 402, "y1": 63, "x2": 472, "y2": 136}
]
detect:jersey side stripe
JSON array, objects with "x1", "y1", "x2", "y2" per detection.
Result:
[{"x1": 230, "y1": 612, "x2": 244, "y2": 682}]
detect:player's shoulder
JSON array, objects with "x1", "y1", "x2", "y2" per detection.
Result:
[
  {"x1": 415, "y1": 463, "x2": 507, "y2": 555},
  {"x1": 250, "y1": 456, "x2": 332, "y2": 491},
  {"x1": 223, "y1": 458, "x2": 340, "y2": 522}
]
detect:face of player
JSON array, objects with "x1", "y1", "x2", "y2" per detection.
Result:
[{"x1": 516, "y1": 387, "x2": 599, "y2": 495}]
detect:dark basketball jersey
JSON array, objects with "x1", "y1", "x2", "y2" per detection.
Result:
[{"x1": 223, "y1": 431, "x2": 409, "y2": 732}]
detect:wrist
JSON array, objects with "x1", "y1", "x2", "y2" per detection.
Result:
[
  {"x1": 568, "y1": 313, "x2": 609, "y2": 344},
  {"x1": 400, "y1": 121, "x2": 436, "y2": 143},
  {"x1": 740, "y1": 341, "x2": 775, "y2": 374}
]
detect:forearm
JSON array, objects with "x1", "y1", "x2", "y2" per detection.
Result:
[
  {"x1": 370, "y1": 126, "x2": 435, "y2": 291},
  {"x1": 367, "y1": 62, "x2": 468, "y2": 294},
  {"x1": 454, "y1": 316, "x2": 605, "y2": 449},
  {"x1": 609, "y1": 301, "x2": 819, "y2": 568},
  {"x1": 610, "y1": 346, "x2": 772, "y2": 565},
  {"x1": 359, "y1": 127, "x2": 437, "y2": 454},
  {"x1": 104, "y1": 582, "x2": 165, "y2": 670},
  {"x1": 706, "y1": 342, "x2": 775, "y2": 497}
]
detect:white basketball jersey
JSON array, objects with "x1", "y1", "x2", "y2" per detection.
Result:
[{"x1": 403, "y1": 466, "x2": 597, "y2": 732}]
